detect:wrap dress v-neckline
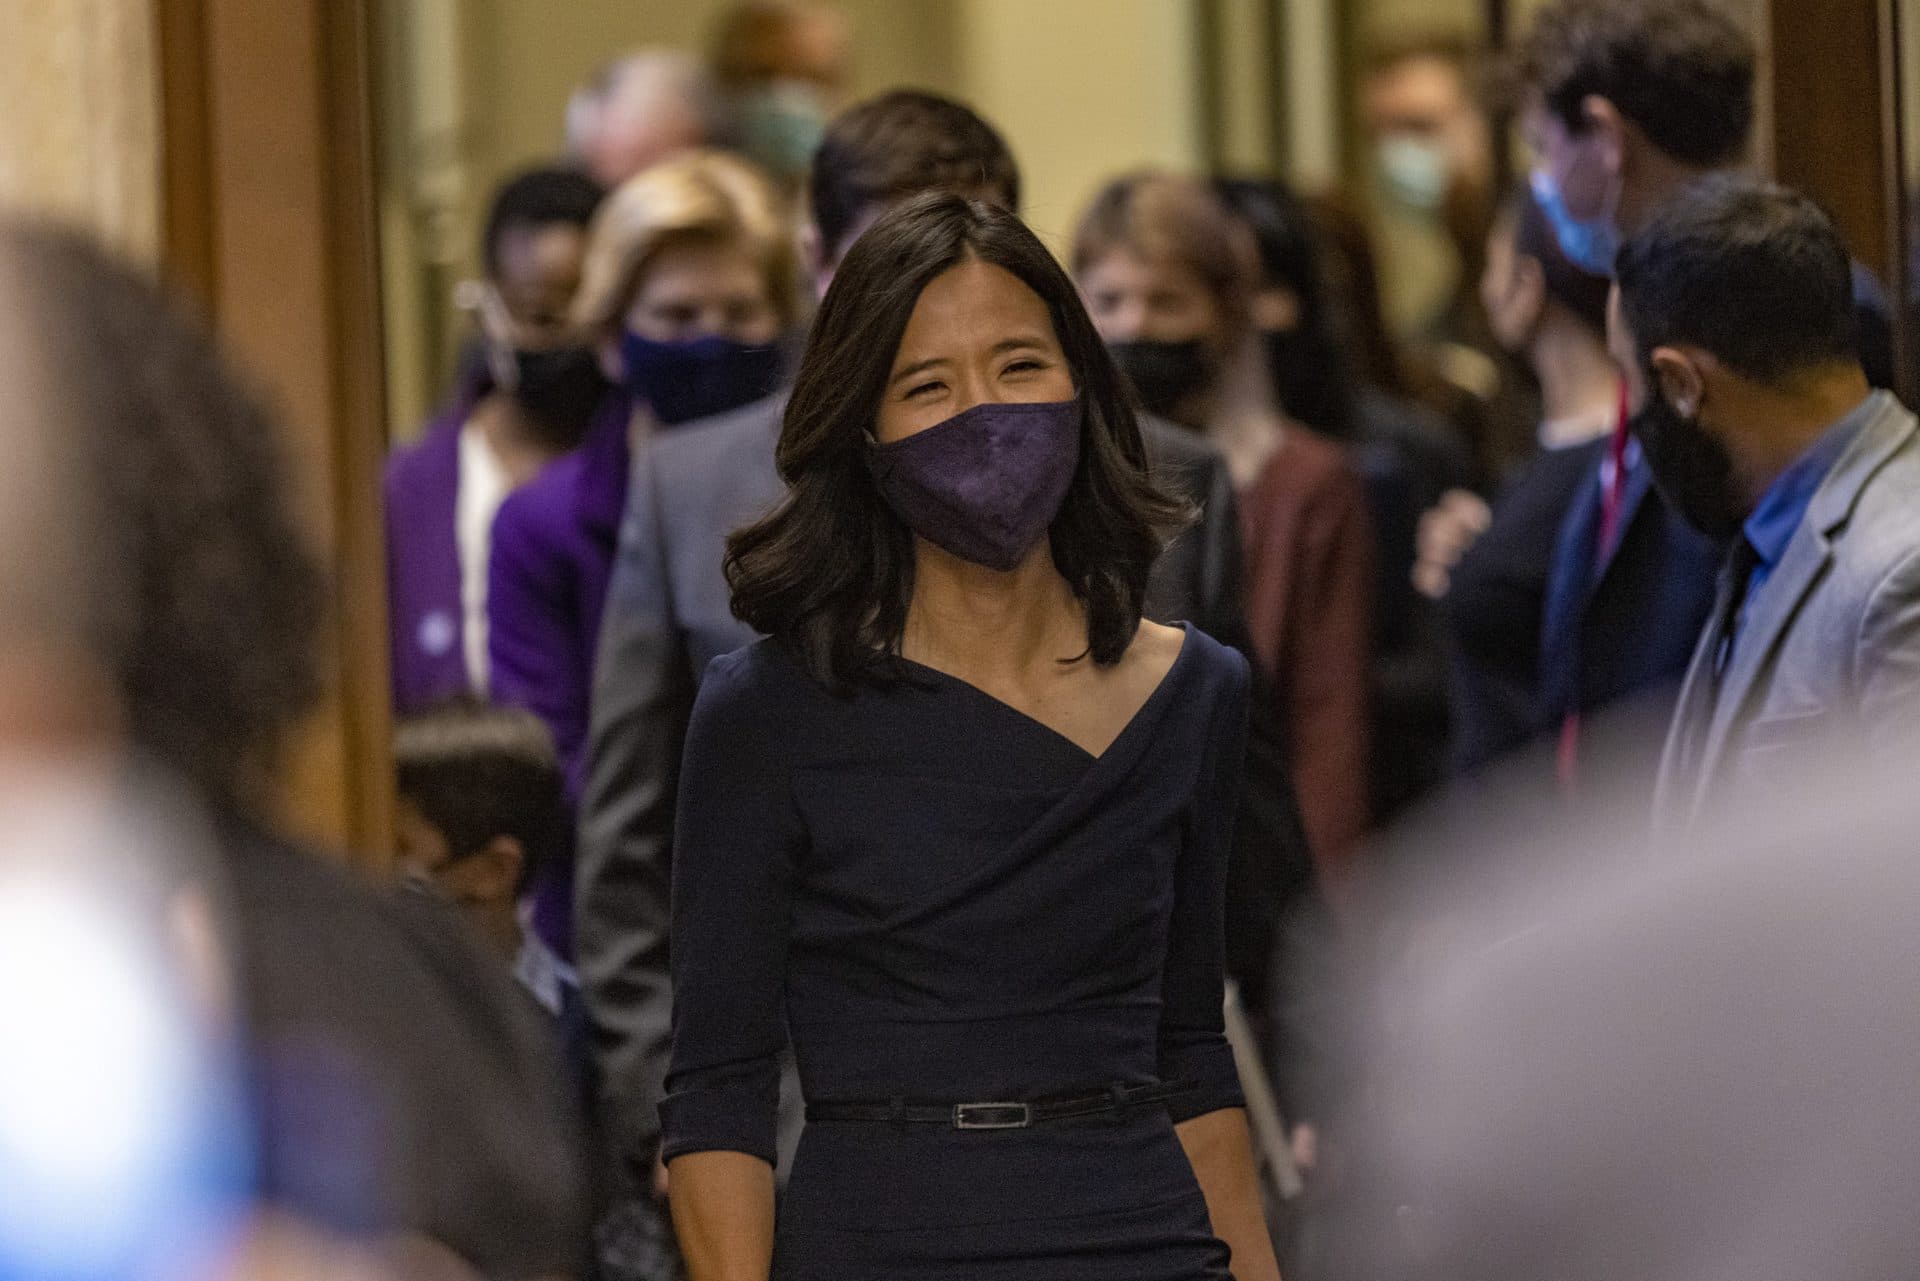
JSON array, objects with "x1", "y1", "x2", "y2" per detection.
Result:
[{"x1": 891, "y1": 624, "x2": 1195, "y2": 765}]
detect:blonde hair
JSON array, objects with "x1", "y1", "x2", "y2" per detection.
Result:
[
  {"x1": 571, "y1": 149, "x2": 798, "y2": 334},
  {"x1": 1071, "y1": 171, "x2": 1260, "y2": 340}
]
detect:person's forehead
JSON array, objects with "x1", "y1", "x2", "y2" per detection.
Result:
[
  {"x1": 896, "y1": 260, "x2": 1053, "y2": 351},
  {"x1": 1366, "y1": 55, "x2": 1471, "y2": 113},
  {"x1": 494, "y1": 224, "x2": 585, "y2": 279}
]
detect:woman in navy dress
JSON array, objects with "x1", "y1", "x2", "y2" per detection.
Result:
[{"x1": 660, "y1": 193, "x2": 1281, "y2": 1281}]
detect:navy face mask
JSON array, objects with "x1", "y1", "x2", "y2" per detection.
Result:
[
  {"x1": 866, "y1": 397, "x2": 1082, "y2": 573},
  {"x1": 619, "y1": 331, "x2": 785, "y2": 427}
]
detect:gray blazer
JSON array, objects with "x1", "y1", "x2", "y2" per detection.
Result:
[
  {"x1": 1657, "y1": 391, "x2": 1920, "y2": 829},
  {"x1": 576, "y1": 393, "x2": 1248, "y2": 1176}
]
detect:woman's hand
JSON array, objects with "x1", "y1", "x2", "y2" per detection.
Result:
[
  {"x1": 1177, "y1": 1108, "x2": 1284, "y2": 1281},
  {"x1": 665, "y1": 1151, "x2": 776, "y2": 1281}
]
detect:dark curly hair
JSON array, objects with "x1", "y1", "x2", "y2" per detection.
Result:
[
  {"x1": 1515, "y1": 0, "x2": 1754, "y2": 167},
  {"x1": 725, "y1": 192, "x2": 1186, "y2": 690},
  {"x1": 0, "y1": 219, "x2": 325, "y2": 808}
]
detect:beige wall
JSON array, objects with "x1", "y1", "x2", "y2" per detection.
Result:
[
  {"x1": 374, "y1": 0, "x2": 1215, "y2": 425},
  {"x1": 952, "y1": 0, "x2": 1199, "y2": 247},
  {"x1": 0, "y1": 0, "x2": 158, "y2": 261}
]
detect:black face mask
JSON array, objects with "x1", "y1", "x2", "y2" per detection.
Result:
[
  {"x1": 1629, "y1": 381, "x2": 1744, "y2": 543},
  {"x1": 507, "y1": 344, "x2": 610, "y2": 444},
  {"x1": 1107, "y1": 339, "x2": 1214, "y2": 420}
]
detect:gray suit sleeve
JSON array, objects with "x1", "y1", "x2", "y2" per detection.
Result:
[
  {"x1": 1194, "y1": 453, "x2": 1254, "y2": 657},
  {"x1": 1857, "y1": 542, "x2": 1920, "y2": 738},
  {"x1": 578, "y1": 445, "x2": 697, "y2": 1176}
]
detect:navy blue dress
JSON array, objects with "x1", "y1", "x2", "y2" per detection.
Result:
[{"x1": 660, "y1": 623, "x2": 1251, "y2": 1279}]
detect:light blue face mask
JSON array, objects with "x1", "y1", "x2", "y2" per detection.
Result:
[
  {"x1": 1377, "y1": 135, "x2": 1450, "y2": 212},
  {"x1": 1530, "y1": 167, "x2": 1620, "y2": 275}
]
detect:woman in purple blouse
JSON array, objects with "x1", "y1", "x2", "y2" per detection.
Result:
[
  {"x1": 487, "y1": 151, "x2": 799, "y2": 943},
  {"x1": 384, "y1": 167, "x2": 609, "y2": 714}
]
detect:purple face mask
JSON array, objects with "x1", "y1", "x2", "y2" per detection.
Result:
[{"x1": 866, "y1": 397, "x2": 1082, "y2": 573}]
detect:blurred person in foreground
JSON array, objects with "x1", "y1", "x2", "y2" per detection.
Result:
[
  {"x1": 566, "y1": 51, "x2": 723, "y2": 190},
  {"x1": 386, "y1": 166, "x2": 608, "y2": 715},
  {"x1": 1332, "y1": 727, "x2": 1920, "y2": 1281},
  {"x1": 662, "y1": 190, "x2": 1279, "y2": 1281},
  {"x1": 0, "y1": 217, "x2": 590, "y2": 1277},
  {"x1": 1419, "y1": 185, "x2": 1620, "y2": 778},
  {"x1": 1610, "y1": 179, "x2": 1920, "y2": 831},
  {"x1": 577, "y1": 88, "x2": 1284, "y2": 1249},
  {"x1": 1076, "y1": 172, "x2": 1374, "y2": 895},
  {"x1": 708, "y1": 0, "x2": 851, "y2": 187}
]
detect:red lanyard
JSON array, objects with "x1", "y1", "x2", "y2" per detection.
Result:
[{"x1": 1559, "y1": 381, "x2": 1633, "y2": 790}]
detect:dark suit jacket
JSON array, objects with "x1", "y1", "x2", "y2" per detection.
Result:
[
  {"x1": 1538, "y1": 447, "x2": 1721, "y2": 781},
  {"x1": 576, "y1": 394, "x2": 1280, "y2": 1172}
]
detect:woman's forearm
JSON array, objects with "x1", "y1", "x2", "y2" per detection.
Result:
[
  {"x1": 665, "y1": 1150, "x2": 777, "y2": 1281},
  {"x1": 1177, "y1": 1107, "x2": 1284, "y2": 1281}
]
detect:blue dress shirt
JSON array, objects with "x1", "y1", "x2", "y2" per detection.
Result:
[{"x1": 1732, "y1": 397, "x2": 1875, "y2": 646}]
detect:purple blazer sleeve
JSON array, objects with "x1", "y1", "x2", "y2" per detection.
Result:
[{"x1": 488, "y1": 478, "x2": 593, "y2": 800}]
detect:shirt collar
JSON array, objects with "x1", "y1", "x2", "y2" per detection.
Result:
[{"x1": 1741, "y1": 394, "x2": 1876, "y2": 567}]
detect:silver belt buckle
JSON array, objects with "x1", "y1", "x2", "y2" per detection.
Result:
[{"x1": 952, "y1": 1101, "x2": 1031, "y2": 1129}]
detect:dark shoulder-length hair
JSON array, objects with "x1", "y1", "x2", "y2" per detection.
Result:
[{"x1": 725, "y1": 191, "x2": 1189, "y2": 690}]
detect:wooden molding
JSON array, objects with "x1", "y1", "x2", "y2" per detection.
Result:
[{"x1": 154, "y1": 0, "x2": 395, "y2": 866}]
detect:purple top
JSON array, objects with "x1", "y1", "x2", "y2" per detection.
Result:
[
  {"x1": 489, "y1": 389, "x2": 633, "y2": 784},
  {"x1": 385, "y1": 386, "x2": 481, "y2": 715},
  {"x1": 488, "y1": 394, "x2": 631, "y2": 957}
]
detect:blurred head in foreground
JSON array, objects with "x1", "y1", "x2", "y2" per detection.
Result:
[
  {"x1": 1337, "y1": 726, "x2": 1920, "y2": 1281},
  {"x1": 0, "y1": 219, "x2": 324, "y2": 816}
]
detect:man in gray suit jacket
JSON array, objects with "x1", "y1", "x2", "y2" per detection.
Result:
[
  {"x1": 1608, "y1": 178, "x2": 1920, "y2": 831},
  {"x1": 576, "y1": 91, "x2": 1277, "y2": 1231}
]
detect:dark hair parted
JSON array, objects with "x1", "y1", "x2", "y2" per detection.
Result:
[
  {"x1": 1615, "y1": 176, "x2": 1856, "y2": 385},
  {"x1": 1516, "y1": 0, "x2": 1754, "y2": 167},
  {"x1": 725, "y1": 193, "x2": 1187, "y2": 690},
  {"x1": 396, "y1": 700, "x2": 566, "y2": 895},
  {"x1": 0, "y1": 220, "x2": 325, "y2": 808},
  {"x1": 809, "y1": 90, "x2": 1021, "y2": 262}
]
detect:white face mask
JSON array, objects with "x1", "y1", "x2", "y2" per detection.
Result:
[{"x1": 1377, "y1": 134, "x2": 1451, "y2": 212}]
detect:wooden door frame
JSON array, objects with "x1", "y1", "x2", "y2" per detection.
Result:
[{"x1": 154, "y1": 0, "x2": 395, "y2": 865}]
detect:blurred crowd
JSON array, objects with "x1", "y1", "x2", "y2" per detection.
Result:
[{"x1": 7, "y1": 0, "x2": 1920, "y2": 1278}]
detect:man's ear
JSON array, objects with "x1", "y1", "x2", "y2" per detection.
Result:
[
  {"x1": 478, "y1": 835, "x2": 526, "y2": 902},
  {"x1": 1580, "y1": 94, "x2": 1628, "y2": 173},
  {"x1": 1650, "y1": 345, "x2": 1708, "y2": 417}
]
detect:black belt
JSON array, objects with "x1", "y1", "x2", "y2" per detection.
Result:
[{"x1": 806, "y1": 1081, "x2": 1190, "y2": 1130}]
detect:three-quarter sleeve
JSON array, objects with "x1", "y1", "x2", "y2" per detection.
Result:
[
  {"x1": 658, "y1": 649, "x2": 802, "y2": 1168},
  {"x1": 1158, "y1": 649, "x2": 1252, "y2": 1123}
]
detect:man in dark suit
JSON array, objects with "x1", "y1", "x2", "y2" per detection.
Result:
[
  {"x1": 1513, "y1": 0, "x2": 1894, "y2": 787},
  {"x1": 577, "y1": 89, "x2": 1292, "y2": 1232}
]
